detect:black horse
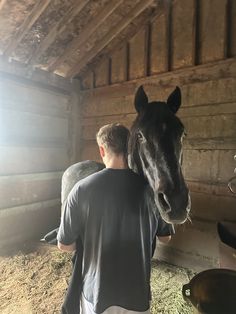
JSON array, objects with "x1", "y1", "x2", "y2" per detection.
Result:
[{"x1": 60, "y1": 85, "x2": 190, "y2": 225}]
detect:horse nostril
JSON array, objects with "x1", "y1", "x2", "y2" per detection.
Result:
[{"x1": 158, "y1": 193, "x2": 171, "y2": 213}]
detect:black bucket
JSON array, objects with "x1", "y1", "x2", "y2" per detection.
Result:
[{"x1": 182, "y1": 268, "x2": 236, "y2": 314}]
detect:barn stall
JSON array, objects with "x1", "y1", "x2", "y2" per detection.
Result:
[{"x1": 0, "y1": 0, "x2": 235, "y2": 313}]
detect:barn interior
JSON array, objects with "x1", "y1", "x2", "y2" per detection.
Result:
[{"x1": 0, "y1": 0, "x2": 236, "y2": 312}]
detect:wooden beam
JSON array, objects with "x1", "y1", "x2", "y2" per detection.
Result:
[
  {"x1": 3, "y1": 0, "x2": 51, "y2": 57},
  {"x1": 67, "y1": 0, "x2": 155, "y2": 78},
  {"x1": 48, "y1": 0, "x2": 124, "y2": 72},
  {"x1": 28, "y1": 0, "x2": 89, "y2": 65},
  {"x1": 0, "y1": 57, "x2": 73, "y2": 93}
]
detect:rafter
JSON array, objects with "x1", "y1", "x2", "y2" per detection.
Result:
[
  {"x1": 28, "y1": 0, "x2": 89, "y2": 65},
  {"x1": 48, "y1": 0, "x2": 124, "y2": 72},
  {"x1": 82, "y1": 6, "x2": 163, "y2": 77},
  {"x1": 67, "y1": 0, "x2": 154, "y2": 78},
  {"x1": 3, "y1": 0, "x2": 51, "y2": 57}
]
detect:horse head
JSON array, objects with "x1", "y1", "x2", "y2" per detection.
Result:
[{"x1": 129, "y1": 85, "x2": 190, "y2": 224}]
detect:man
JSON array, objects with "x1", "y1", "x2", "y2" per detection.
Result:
[{"x1": 57, "y1": 123, "x2": 174, "y2": 314}]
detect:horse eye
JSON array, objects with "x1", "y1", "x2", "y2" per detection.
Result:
[
  {"x1": 137, "y1": 132, "x2": 143, "y2": 139},
  {"x1": 137, "y1": 131, "x2": 145, "y2": 142}
]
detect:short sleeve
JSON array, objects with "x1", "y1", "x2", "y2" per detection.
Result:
[{"x1": 57, "y1": 183, "x2": 81, "y2": 245}]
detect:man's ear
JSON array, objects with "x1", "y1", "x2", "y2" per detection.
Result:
[{"x1": 99, "y1": 146, "x2": 105, "y2": 158}]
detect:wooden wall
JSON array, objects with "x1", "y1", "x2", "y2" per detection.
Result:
[
  {"x1": 79, "y1": 0, "x2": 236, "y2": 270},
  {"x1": 0, "y1": 60, "x2": 79, "y2": 249}
]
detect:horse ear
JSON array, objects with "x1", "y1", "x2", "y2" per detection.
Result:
[
  {"x1": 167, "y1": 86, "x2": 181, "y2": 114},
  {"x1": 135, "y1": 85, "x2": 148, "y2": 113}
]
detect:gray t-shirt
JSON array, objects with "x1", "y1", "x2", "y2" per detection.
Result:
[{"x1": 58, "y1": 168, "x2": 173, "y2": 314}]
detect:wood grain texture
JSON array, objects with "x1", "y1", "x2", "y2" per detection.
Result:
[
  {"x1": 0, "y1": 172, "x2": 62, "y2": 209},
  {"x1": 229, "y1": 0, "x2": 236, "y2": 57},
  {"x1": 111, "y1": 46, "x2": 127, "y2": 84},
  {"x1": 81, "y1": 70, "x2": 94, "y2": 90},
  {"x1": 199, "y1": 0, "x2": 227, "y2": 64},
  {"x1": 3, "y1": 0, "x2": 51, "y2": 56},
  {"x1": 28, "y1": 0, "x2": 89, "y2": 64},
  {"x1": 0, "y1": 57, "x2": 73, "y2": 93},
  {"x1": 0, "y1": 199, "x2": 60, "y2": 248},
  {"x1": 49, "y1": 0, "x2": 124, "y2": 72},
  {"x1": 94, "y1": 59, "x2": 109, "y2": 88},
  {"x1": 129, "y1": 28, "x2": 146, "y2": 80},
  {"x1": 171, "y1": 0, "x2": 196, "y2": 69},
  {"x1": 67, "y1": 0, "x2": 154, "y2": 77},
  {"x1": 150, "y1": 10, "x2": 168, "y2": 74},
  {"x1": 0, "y1": 146, "x2": 69, "y2": 176}
]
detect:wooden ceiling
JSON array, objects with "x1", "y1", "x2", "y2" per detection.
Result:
[{"x1": 0, "y1": 0, "x2": 164, "y2": 79}]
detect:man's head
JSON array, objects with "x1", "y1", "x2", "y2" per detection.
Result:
[{"x1": 96, "y1": 123, "x2": 130, "y2": 167}]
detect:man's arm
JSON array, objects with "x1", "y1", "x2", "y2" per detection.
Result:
[
  {"x1": 57, "y1": 184, "x2": 81, "y2": 252},
  {"x1": 58, "y1": 241, "x2": 76, "y2": 252},
  {"x1": 158, "y1": 235, "x2": 172, "y2": 243}
]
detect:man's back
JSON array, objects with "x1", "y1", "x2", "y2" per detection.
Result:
[{"x1": 58, "y1": 168, "x2": 157, "y2": 313}]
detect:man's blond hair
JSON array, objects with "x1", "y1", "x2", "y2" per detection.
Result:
[{"x1": 96, "y1": 123, "x2": 129, "y2": 156}]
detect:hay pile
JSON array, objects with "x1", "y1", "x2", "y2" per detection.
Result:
[{"x1": 0, "y1": 243, "x2": 194, "y2": 313}]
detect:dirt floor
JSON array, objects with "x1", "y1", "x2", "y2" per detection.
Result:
[{"x1": 0, "y1": 242, "x2": 194, "y2": 314}]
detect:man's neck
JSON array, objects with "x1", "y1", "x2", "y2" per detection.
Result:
[{"x1": 105, "y1": 155, "x2": 128, "y2": 169}]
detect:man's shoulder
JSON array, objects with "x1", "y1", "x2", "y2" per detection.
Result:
[{"x1": 73, "y1": 169, "x2": 105, "y2": 189}]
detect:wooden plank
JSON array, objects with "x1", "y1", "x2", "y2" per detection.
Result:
[
  {"x1": 67, "y1": 80, "x2": 81, "y2": 164},
  {"x1": 49, "y1": 0, "x2": 124, "y2": 72},
  {"x1": 0, "y1": 109, "x2": 68, "y2": 145},
  {"x1": 0, "y1": 57, "x2": 73, "y2": 93},
  {"x1": 111, "y1": 46, "x2": 127, "y2": 84},
  {"x1": 189, "y1": 191, "x2": 235, "y2": 222},
  {"x1": 82, "y1": 5, "x2": 164, "y2": 83},
  {"x1": 82, "y1": 113, "x2": 136, "y2": 127},
  {"x1": 0, "y1": 172, "x2": 62, "y2": 209},
  {"x1": 81, "y1": 58, "x2": 236, "y2": 100},
  {"x1": 94, "y1": 59, "x2": 109, "y2": 88},
  {"x1": 82, "y1": 94, "x2": 134, "y2": 117},
  {"x1": 129, "y1": 28, "x2": 146, "y2": 80},
  {"x1": 0, "y1": 79, "x2": 69, "y2": 113},
  {"x1": 172, "y1": 0, "x2": 196, "y2": 69},
  {"x1": 0, "y1": 146, "x2": 69, "y2": 176},
  {"x1": 3, "y1": 0, "x2": 51, "y2": 56},
  {"x1": 188, "y1": 180, "x2": 234, "y2": 198},
  {"x1": 179, "y1": 102, "x2": 236, "y2": 117},
  {"x1": 199, "y1": 0, "x2": 227, "y2": 64},
  {"x1": 182, "y1": 113, "x2": 236, "y2": 139},
  {"x1": 184, "y1": 138, "x2": 236, "y2": 150},
  {"x1": 184, "y1": 78, "x2": 236, "y2": 107},
  {"x1": 67, "y1": 0, "x2": 155, "y2": 78},
  {"x1": 150, "y1": 9, "x2": 168, "y2": 74},
  {"x1": 81, "y1": 70, "x2": 94, "y2": 90},
  {"x1": 217, "y1": 150, "x2": 236, "y2": 182},
  {"x1": 81, "y1": 77, "x2": 236, "y2": 117},
  {"x1": 183, "y1": 149, "x2": 235, "y2": 184},
  {"x1": 229, "y1": 0, "x2": 236, "y2": 57},
  {"x1": 81, "y1": 140, "x2": 101, "y2": 162},
  {"x1": 28, "y1": 0, "x2": 89, "y2": 64},
  {"x1": 156, "y1": 219, "x2": 219, "y2": 271},
  {"x1": 82, "y1": 120, "x2": 133, "y2": 141},
  {"x1": 0, "y1": 199, "x2": 60, "y2": 248}
]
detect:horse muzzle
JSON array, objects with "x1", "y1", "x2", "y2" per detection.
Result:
[{"x1": 154, "y1": 188, "x2": 191, "y2": 224}]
